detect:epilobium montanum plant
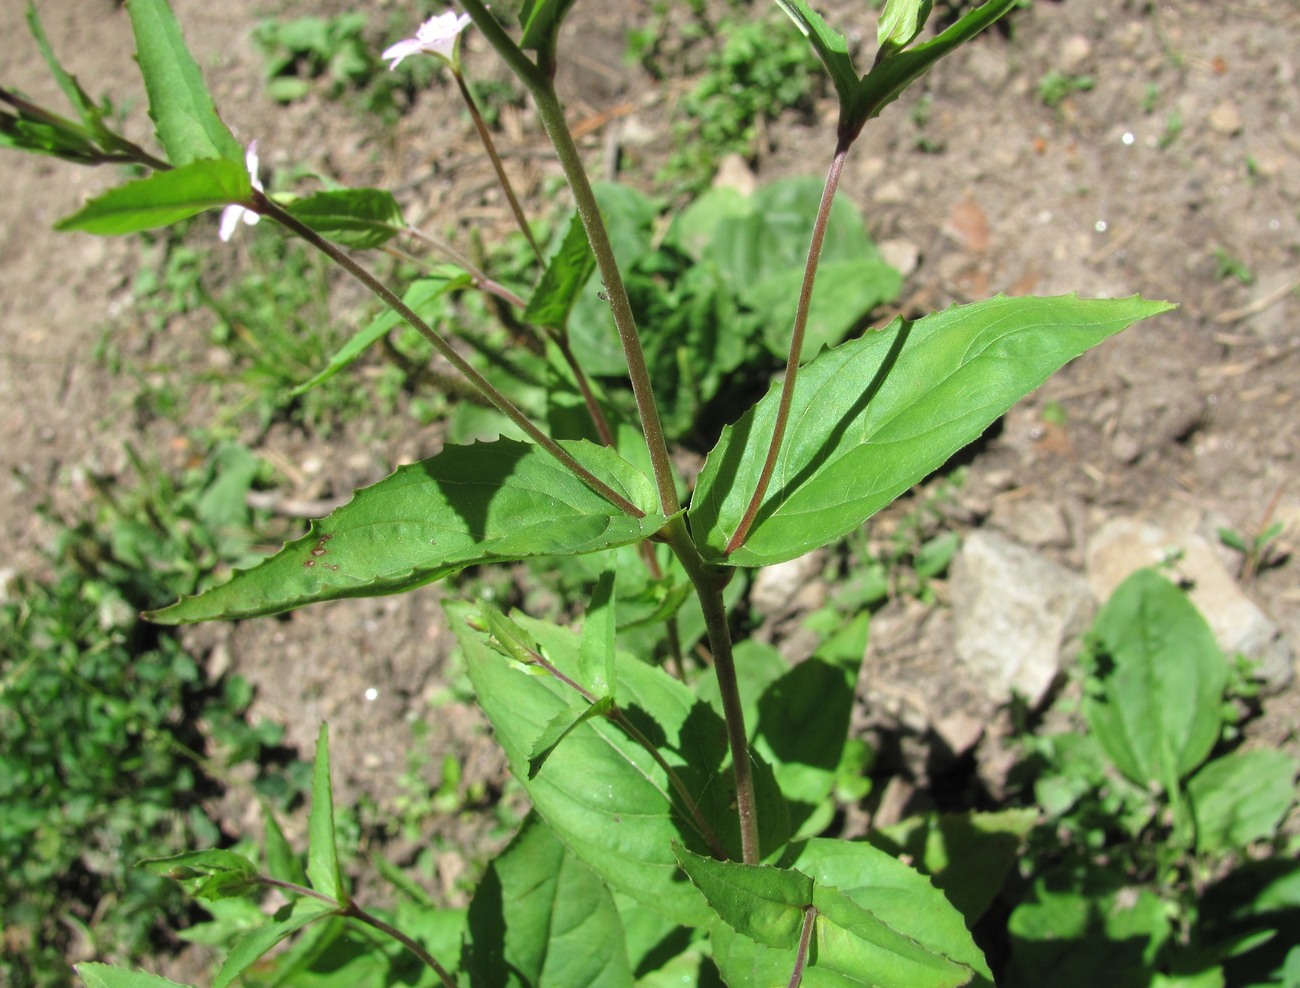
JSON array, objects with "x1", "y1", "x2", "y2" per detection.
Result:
[{"x1": 4, "y1": 0, "x2": 1175, "y2": 984}]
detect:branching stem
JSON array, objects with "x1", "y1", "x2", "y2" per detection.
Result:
[
  {"x1": 258, "y1": 877, "x2": 456, "y2": 987},
  {"x1": 261, "y1": 198, "x2": 643, "y2": 518}
]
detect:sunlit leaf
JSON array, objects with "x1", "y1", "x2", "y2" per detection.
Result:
[
  {"x1": 55, "y1": 159, "x2": 250, "y2": 235},
  {"x1": 126, "y1": 0, "x2": 243, "y2": 165},
  {"x1": 286, "y1": 189, "x2": 404, "y2": 249},
  {"x1": 307, "y1": 723, "x2": 344, "y2": 903},
  {"x1": 146, "y1": 439, "x2": 663, "y2": 623},
  {"x1": 692, "y1": 295, "x2": 1173, "y2": 567}
]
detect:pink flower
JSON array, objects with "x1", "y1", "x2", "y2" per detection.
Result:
[
  {"x1": 219, "y1": 141, "x2": 263, "y2": 242},
  {"x1": 382, "y1": 11, "x2": 471, "y2": 69}
]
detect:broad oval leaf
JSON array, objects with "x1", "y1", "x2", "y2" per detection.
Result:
[
  {"x1": 1188, "y1": 749, "x2": 1299, "y2": 855},
  {"x1": 146, "y1": 439, "x2": 663, "y2": 623},
  {"x1": 1083, "y1": 568, "x2": 1228, "y2": 790},
  {"x1": 691, "y1": 294, "x2": 1174, "y2": 567},
  {"x1": 286, "y1": 189, "x2": 404, "y2": 249},
  {"x1": 126, "y1": 0, "x2": 243, "y2": 166},
  {"x1": 55, "y1": 159, "x2": 250, "y2": 236},
  {"x1": 465, "y1": 814, "x2": 634, "y2": 987}
]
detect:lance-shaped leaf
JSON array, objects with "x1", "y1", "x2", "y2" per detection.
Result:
[
  {"x1": 774, "y1": 0, "x2": 860, "y2": 117},
  {"x1": 213, "y1": 897, "x2": 338, "y2": 988},
  {"x1": 524, "y1": 211, "x2": 597, "y2": 334},
  {"x1": 290, "y1": 269, "x2": 470, "y2": 397},
  {"x1": 26, "y1": 3, "x2": 109, "y2": 138},
  {"x1": 518, "y1": 0, "x2": 580, "y2": 52},
  {"x1": 141, "y1": 849, "x2": 259, "y2": 902},
  {"x1": 307, "y1": 723, "x2": 345, "y2": 903},
  {"x1": 126, "y1": 0, "x2": 243, "y2": 166},
  {"x1": 856, "y1": 0, "x2": 1018, "y2": 126},
  {"x1": 674, "y1": 846, "x2": 813, "y2": 949},
  {"x1": 147, "y1": 439, "x2": 662, "y2": 623},
  {"x1": 76, "y1": 965, "x2": 194, "y2": 988},
  {"x1": 691, "y1": 294, "x2": 1174, "y2": 567},
  {"x1": 465, "y1": 814, "x2": 634, "y2": 986},
  {"x1": 55, "y1": 158, "x2": 250, "y2": 236},
  {"x1": 286, "y1": 189, "x2": 404, "y2": 249},
  {"x1": 877, "y1": 0, "x2": 934, "y2": 54}
]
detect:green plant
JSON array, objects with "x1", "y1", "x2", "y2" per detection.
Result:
[
  {"x1": 5, "y1": 0, "x2": 1182, "y2": 985},
  {"x1": 1037, "y1": 69, "x2": 1095, "y2": 108},
  {"x1": 0, "y1": 444, "x2": 297, "y2": 986},
  {"x1": 661, "y1": 11, "x2": 824, "y2": 192},
  {"x1": 1009, "y1": 569, "x2": 1299, "y2": 987}
]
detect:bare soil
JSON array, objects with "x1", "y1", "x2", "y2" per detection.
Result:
[{"x1": 3, "y1": 0, "x2": 1298, "y2": 965}]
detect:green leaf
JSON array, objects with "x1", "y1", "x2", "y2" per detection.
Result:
[
  {"x1": 55, "y1": 158, "x2": 250, "y2": 236},
  {"x1": 773, "y1": 0, "x2": 862, "y2": 115},
  {"x1": 455, "y1": 605, "x2": 730, "y2": 927},
  {"x1": 286, "y1": 189, "x2": 404, "y2": 249},
  {"x1": 465, "y1": 814, "x2": 634, "y2": 986},
  {"x1": 578, "y1": 569, "x2": 617, "y2": 696},
  {"x1": 262, "y1": 799, "x2": 309, "y2": 886},
  {"x1": 525, "y1": 211, "x2": 598, "y2": 334},
  {"x1": 870, "y1": 809, "x2": 1038, "y2": 924},
  {"x1": 713, "y1": 839, "x2": 988, "y2": 987},
  {"x1": 1188, "y1": 749, "x2": 1299, "y2": 854},
  {"x1": 1006, "y1": 871, "x2": 1170, "y2": 988},
  {"x1": 528, "y1": 696, "x2": 615, "y2": 780},
  {"x1": 518, "y1": 0, "x2": 580, "y2": 51},
  {"x1": 855, "y1": 0, "x2": 1019, "y2": 128},
  {"x1": 140, "y1": 848, "x2": 259, "y2": 901},
  {"x1": 307, "y1": 723, "x2": 344, "y2": 903},
  {"x1": 213, "y1": 897, "x2": 338, "y2": 988},
  {"x1": 1083, "y1": 568, "x2": 1228, "y2": 790},
  {"x1": 673, "y1": 845, "x2": 813, "y2": 949},
  {"x1": 291, "y1": 269, "x2": 469, "y2": 396},
  {"x1": 76, "y1": 963, "x2": 194, "y2": 988},
  {"x1": 877, "y1": 0, "x2": 934, "y2": 53},
  {"x1": 146, "y1": 439, "x2": 663, "y2": 623},
  {"x1": 126, "y1": 0, "x2": 243, "y2": 166},
  {"x1": 26, "y1": 3, "x2": 107, "y2": 136},
  {"x1": 692, "y1": 294, "x2": 1174, "y2": 567}
]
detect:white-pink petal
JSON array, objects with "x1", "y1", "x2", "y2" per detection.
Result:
[
  {"x1": 383, "y1": 11, "x2": 471, "y2": 70},
  {"x1": 219, "y1": 140, "x2": 263, "y2": 242}
]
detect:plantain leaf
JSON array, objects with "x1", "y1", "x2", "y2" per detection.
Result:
[
  {"x1": 146, "y1": 439, "x2": 663, "y2": 623},
  {"x1": 55, "y1": 159, "x2": 249, "y2": 235},
  {"x1": 692, "y1": 294, "x2": 1174, "y2": 567},
  {"x1": 126, "y1": 0, "x2": 243, "y2": 166},
  {"x1": 1083, "y1": 568, "x2": 1228, "y2": 791}
]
